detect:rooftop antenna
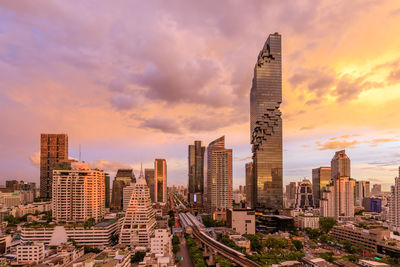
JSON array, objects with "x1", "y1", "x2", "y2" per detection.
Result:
[{"x1": 79, "y1": 144, "x2": 81, "y2": 162}]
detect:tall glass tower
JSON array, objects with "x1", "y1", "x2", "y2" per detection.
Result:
[
  {"x1": 250, "y1": 33, "x2": 283, "y2": 210},
  {"x1": 188, "y1": 141, "x2": 205, "y2": 206}
]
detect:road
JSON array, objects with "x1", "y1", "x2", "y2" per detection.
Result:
[{"x1": 176, "y1": 236, "x2": 193, "y2": 267}]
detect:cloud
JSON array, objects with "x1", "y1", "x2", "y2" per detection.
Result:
[
  {"x1": 29, "y1": 151, "x2": 40, "y2": 167},
  {"x1": 90, "y1": 159, "x2": 132, "y2": 173},
  {"x1": 300, "y1": 126, "x2": 314, "y2": 131},
  {"x1": 140, "y1": 117, "x2": 182, "y2": 134},
  {"x1": 316, "y1": 140, "x2": 359, "y2": 150},
  {"x1": 368, "y1": 138, "x2": 398, "y2": 147}
]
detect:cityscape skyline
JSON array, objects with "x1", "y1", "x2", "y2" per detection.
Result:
[{"x1": 2, "y1": 1, "x2": 400, "y2": 190}]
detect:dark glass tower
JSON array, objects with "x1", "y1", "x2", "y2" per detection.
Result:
[
  {"x1": 250, "y1": 33, "x2": 283, "y2": 210},
  {"x1": 312, "y1": 167, "x2": 331, "y2": 208},
  {"x1": 188, "y1": 141, "x2": 205, "y2": 206}
]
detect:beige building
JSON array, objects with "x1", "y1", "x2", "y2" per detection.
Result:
[
  {"x1": 17, "y1": 242, "x2": 45, "y2": 264},
  {"x1": 207, "y1": 136, "x2": 233, "y2": 213},
  {"x1": 389, "y1": 177, "x2": 400, "y2": 231},
  {"x1": 297, "y1": 214, "x2": 319, "y2": 229},
  {"x1": 122, "y1": 182, "x2": 135, "y2": 211},
  {"x1": 330, "y1": 224, "x2": 390, "y2": 252},
  {"x1": 359, "y1": 260, "x2": 389, "y2": 267},
  {"x1": 229, "y1": 235, "x2": 251, "y2": 253},
  {"x1": 52, "y1": 162, "x2": 105, "y2": 223},
  {"x1": 226, "y1": 208, "x2": 255, "y2": 235},
  {"x1": 150, "y1": 229, "x2": 172, "y2": 257},
  {"x1": 72, "y1": 248, "x2": 131, "y2": 267}
]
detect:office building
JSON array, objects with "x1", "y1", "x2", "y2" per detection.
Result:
[
  {"x1": 333, "y1": 177, "x2": 355, "y2": 219},
  {"x1": 40, "y1": 133, "x2": 68, "y2": 199},
  {"x1": 362, "y1": 197, "x2": 382, "y2": 213},
  {"x1": 331, "y1": 150, "x2": 350, "y2": 180},
  {"x1": 356, "y1": 180, "x2": 370, "y2": 206},
  {"x1": 371, "y1": 184, "x2": 382, "y2": 196},
  {"x1": 145, "y1": 168, "x2": 155, "y2": 202},
  {"x1": 295, "y1": 179, "x2": 314, "y2": 209},
  {"x1": 226, "y1": 208, "x2": 255, "y2": 235},
  {"x1": 312, "y1": 167, "x2": 331, "y2": 208},
  {"x1": 52, "y1": 162, "x2": 105, "y2": 223},
  {"x1": 17, "y1": 242, "x2": 45, "y2": 264},
  {"x1": 119, "y1": 172, "x2": 156, "y2": 247},
  {"x1": 105, "y1": 173, "x2": 110, "y2": 208},
  {"x1": 285, "y1": 182, "x2": 296, "y2": 208},
  {"x1": 110, "y1": 169, "x2": 135, "y2": 210},
  {"x1": 122, "y1": 182, "x2": 135, "y2": 211},
  {"x1": 155, "y1": 159, "x2": 167, "y2": 203},
  {"x1": 188, "y1": 141, "x2": 205, "y2": 206},
  {"x1": 250, "y1": 33, "x2": 283, "y2": 210},
  {"x1": 389, "y1": 177, "x2": 400, "y2": 231},
  {"x1": 245, "y1": 162, "x2": 254, "y2": 208},
  {"x1": 320, "y1": 184, "x2": 335, "y2": 218},
  {"x1": 206, "y1": 136, "x2": 233, "y2": 212}
]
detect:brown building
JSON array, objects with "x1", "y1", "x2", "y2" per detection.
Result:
[
  {"x1": 110, "y1": 169, "x2": 135, "y2": 210},
  {"x1": 40, "y1": 134, "x2": 68, "y2": 199},
  {"x1": 145, "y1": 168, "x2": 155, "y2": 203},
  {"x1": 245, "y1": 162, "x2": 253, "y2": 208},
  {"x1": 312, "y1": 167, "x2": 331, "y2": 208},
  {"x1": 154, "y1": 159, "x2": 167, "y2": 203}
]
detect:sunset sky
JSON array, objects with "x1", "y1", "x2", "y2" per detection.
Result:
[{"x1": 1, "y1": 1, "x2": 400, "y2": 190}]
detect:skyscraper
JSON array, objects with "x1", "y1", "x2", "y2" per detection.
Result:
[
  {"x1": 245, "y1": 162, "x2": 254, "y2": 208},
  {"x1": 331, "y1": 150, "x2": 350, "y2": 180},
  {"x1": 355, "y1": 180, "x2": 370, "y2": 206},
  {"x1": 295, "y1": 179, "x2": 314, "y2": 209},
  {"x1": 312, "y1": 167, "x2": 331, "y2": 208},
  {"x1": 119, "y1": 172, "x2": 156, "y2": 247},
  {"x1": 110, "y1": 169, "x2": 135, "y2": 210},
  {"x1": 145, "y1": 168, "x2": 155, "y2": 202},
  {"x1": 389, "y1": 177, "x2": 400, "y2": 231},
  {"x1": 371, "y1": 184, "x2": 382, "y2": 195},
  {"x1": 154, "y1": 159, "x2": 167, "y2": 203},
  {"x1": 105, "y1": 173, "x2": 110, "y2": 208},
  {"x1": 250, "y1": 33, "x2": 283, "y2": 210},
  {"x1": 52, "y1": 162, "x2": 105, "y2": 223},
  {"x1": 206, "y1": 136, "x2": 233, "y2": 213},
  {"x1": 40, "y1": 133, "x2": 68, "y2": 199},
  {"x1": 188, "y1": 141, "x2": 205, "y2": 206}
]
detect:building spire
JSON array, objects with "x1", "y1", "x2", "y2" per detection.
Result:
[{"x1": 140, "y1": 162, "x2": 143, "y2": 177}]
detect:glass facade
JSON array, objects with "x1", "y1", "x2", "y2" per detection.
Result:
[
  {"x1": 312, "y1": 167, "x2": 331, "y2": 208},
  {"x1": 188, "y1": 141, "x2": 205, "y2": 205},
  {"x1": 155, "y1": 159, "x2": 167, "y2": 203},
  {"x1": 250, "y1": 33, "x2": 283, "y2": 210}
]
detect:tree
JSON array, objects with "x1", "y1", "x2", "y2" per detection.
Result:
[
  {"x1": 318, "y1": 252, "x2": 336, "y2": 262},
  {"x1": 84, "y1": 217, "x2": 96, "y2": 228},
  {"x1": 305, "y1": 228, "x2": 322, "y2": 239},
  {"x1": 292, "y1": 239, "x2": 303, "y2": 251},
  {"x1": 131, "y1": 251, "x2": 146, "y2": 263},
  {"x1": 172, "y1": 235, "x2": 180, "y2": 246},
  {"x1": 216, "y1": 256, "x2": 232, "y2": 267},
  {"x1": 168, "y1": 210, "x2": 175, "y2": 219},
  {"x1": 84, "y1": 246, "x2": 101, "y2": 254},
  {"x1": 343, "y1": 254, "x2": 359, "y2": 263},
  {"x1": 319, "y1": 217, "x2": 337, "y2": 233}
]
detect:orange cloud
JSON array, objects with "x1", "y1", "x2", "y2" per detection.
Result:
[{"x1": 316, "y1": 140, "x2": 359, "y2": 150}]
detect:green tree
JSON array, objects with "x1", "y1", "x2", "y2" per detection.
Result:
[
  {"x1": 83, "y1": 246, "x2": 101, "y2": 254},
  {"x1": 84, "y1": 217, "x2": 96, "y2": 228},
  {"x1": 172, "y1": 235, "x2": 180, "y2": 246},
  {"x1": 292, "y1": 239, "x2": 303, "y2": 251},
  {"x1": 216, "y1": 256, "x2": 232, "y2": 267},
  {"x1": 305, "y1": 228, "x2": 322, "y2": 239},
  {"x1": 131, "y1": 251, "x2": 146, "y2": 263},
  {"x1": 343, "y1": 254, "x2": 359, "y2": 263},
  {"x1": 168, "y1": 210, "x2": 175, "y2": 219},
  {"x1": 319, "y1": 217, "x2": 337, "y2": 233},
  {"x1": 318, "y1": 252, "x2": 336, "y2": 262}
]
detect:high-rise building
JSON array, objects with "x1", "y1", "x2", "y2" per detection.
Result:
[
  {"x1": 188, "y1": 141, "x2": 205, "y2": 206},
  {"x1": 144, "y1": 168, "x2": 155, "y2": 203},
  {"x1": 285, "y1": 182, "x2": 296, "y2": 208},
  {"x1": 333, "y1": 177, "x2": 355, "y2": 219},
  {"x1": 154, "y1": 159, "x2": 167, "y2": 203},
  {"x1": 389, "y1": 177, "x2": 400, "y2": 231},
  {"x1": 355, "y1": 180, "x2": 370, "y2": 206},
  {"x1": 122, "y1": 183, "x2": 135, "y2": 211},
  {"x1": 119, "y1": 172, "x2": 156, "y2": 247},
  {"x1": 105, "y1": 173, "x2": 110, "y2": 208},
  {"x1": 371, "y1": 184, "x2": 382, "y2": 196},
  {"x1": 52, "y1": 162, "x2": 105, "y2": 223},
  {"x1": 250, "y1": 33, "x2": 283, "y2": 210},
  {"x1": 110, "y1": 169, "x2": 135, "y2": 210},
  {"x1": 312, "y1": 167, "x2": 331, "y2": 208},
  {"x1": 320, "y1": 184, "x2": 335, "y2": 218},
  {"x1": 331, "y1": 150, "x2": 350, "y2": 180},
  {"x1": 295, "y1": 179, "x2": 314, "y2": 209},
  {"x1": 245, "y1": 162, "x2": 254, "y2": 208},
  {"x1": 40, "y1": 133, "x2": 68, "y2": 199},
  {"x1": 206, "y1": 136, "x2": 233, "y2": 212}
]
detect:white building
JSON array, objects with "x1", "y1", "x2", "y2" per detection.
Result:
[
  {"x1": 389, "y1": 177, "x2": 400, "y2": 231},
  {"x1": 52, "y1": 162, "x2": 105, "y2": 223},
  {"x1": 17, "y1": 242, "x2": 45, "y2": 264},
  {"x1": 295, "y1": 179, "x2": 314, "y2": 209},
  {"x1": 122, "y1": 183, "x2": 135, "y2": 211},
  {"x1": 0, "y1": 192, "x2": 22, "y2": 207},
  {"x1": 150, "y1": 229, "x2": 172, "y2": 257},
  {"x1": 297, "y1": 214, "x2": 319, "y2": 229},
  {"x1": 355, "y1": 180, "x2": 370, "y2": 206},
  {"x1": 226, "y1": 208, "x2": 255, "y2": 235},
  {"x1": 119, "y1": 171, "x2": 156, "y2": 248},
  {"x1": 359, "y1": 260, "x2": 389, "y2": 267}
]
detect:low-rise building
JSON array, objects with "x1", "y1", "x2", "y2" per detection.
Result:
[
  {"x1": 297, "y1": 214, "x2": 319, "y2": 229},
  {"x1": 16, "y1": 242, "x2": 45, "y2": 264},
  {"x1": 358, "y1": 260, "x2": 389, "y2": 267},
  {"x1": 226, "y1": 208, "x2": 255, "y2": 235},
  {"x1": 72, "y1": 248, "x2": 131, "y2": 267},
  {"x1": 302, "y1": 256, "x2": 336, "y2": 267},
  {"x1": 150, "y1": 229, "x2": 172, "y2": 257},
  {"x1": 330, "y1": 224, "x2": 390, "y2": 252},
  {"x1": 139, "y1": 252, "x2": 174, "y2": 267},
  {"x1": 229, "y1": 235, "x2": 251, "y2": 253}
]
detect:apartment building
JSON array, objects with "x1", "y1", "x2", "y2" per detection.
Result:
[{"x1": 16, "y1": 242, "x2": 45, "y2": 264}]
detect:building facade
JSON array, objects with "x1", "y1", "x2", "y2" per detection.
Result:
[
  {"x1": 389, "y1": 177, "x2": 400, "y2": 231},
  {"x1": 312, "y1": 167, "x2": 331, "y2": 208},
  {"x1": 110, "y1": 169, "x2": 135, "y2": 210},
  {"x1": 122, "y1": 183, "x2": 135, "y2": 211},
  {"x1": 206, "y1": 136, "x2": 233, "y2": 213},
  {"x1": 295, "y1": 179, "x2": 314, "y2": 209},
  {"x1": 245, "y1": 162, "x2": 254, "y2": 208},
  {"x1": 17, "y1": 242, "x2": 45, "y2": 264},
  {"x1": 145, "y1": 168, "x2": 155, "y2": 203},
  {"x1": 119, "y1": 173, "x2": 156, "y2": 247},
  {"x1": 371, "y1": 184, "x2": 382, "y2": 196},
  {"x1": 331, "y1": 150, "x2": 350, "y2": 180},
  {"x1": 356, "y1": 180, "x2": 370, "y2": 206},
  {"x1": 226, "y1": 208, "x2": 255, "y2": 235},
  {"x1": 52, "y1": 162, "x2": 105, "y2": 223},
  {"x1": 188, "y1": 141, "x2": 205, "y2": 206},
  {"x1": 250, "y1": 33, "x2": 283, "y2": 210},
  {"x1": 40, "y1": 133, "x2": 68, "y2": 199},
  {"x1": 155, "y1": 159, "x2": 167, "y2": 203}
]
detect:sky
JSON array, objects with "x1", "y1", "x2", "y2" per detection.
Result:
[{"x1": 1, "y1": 1, "x2": 400, "y2": 190}]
